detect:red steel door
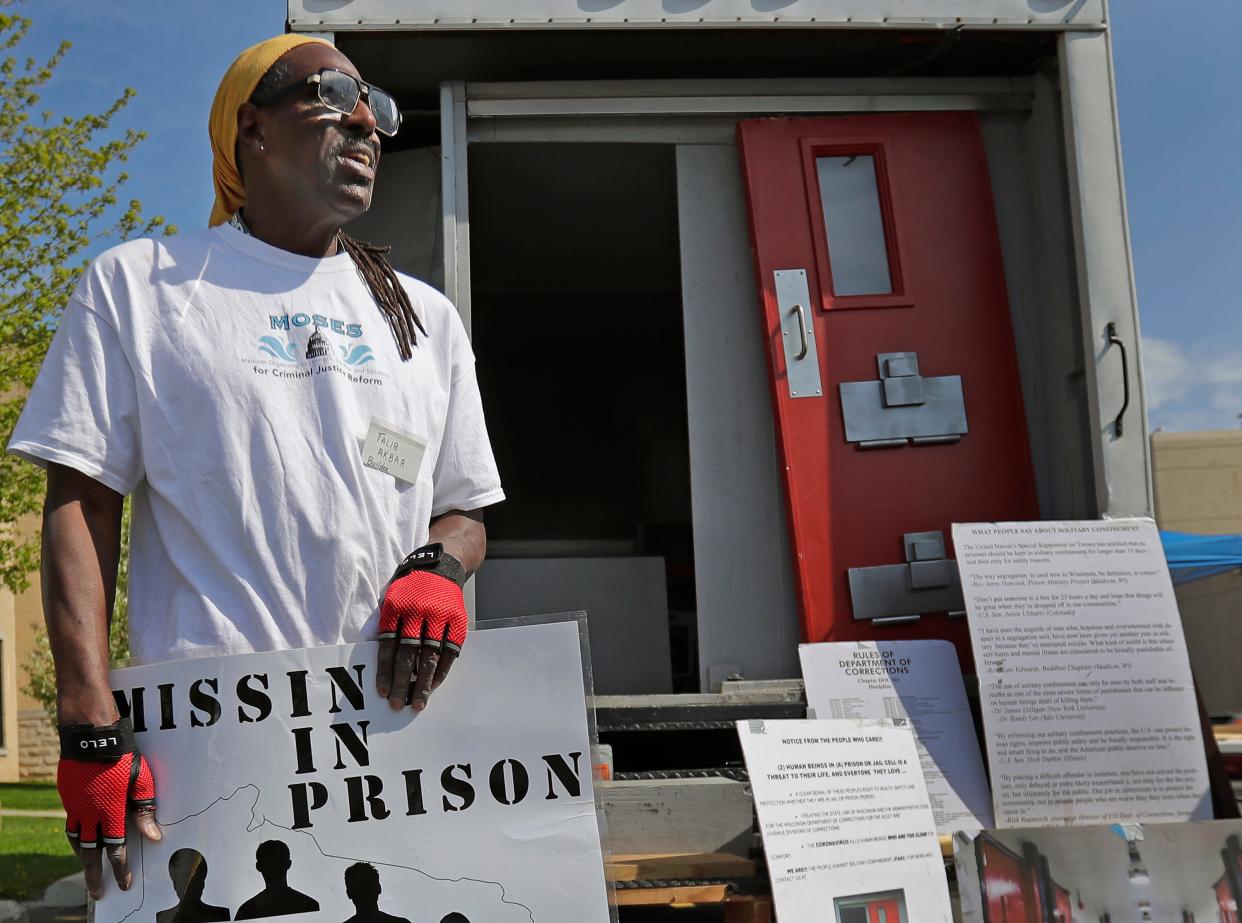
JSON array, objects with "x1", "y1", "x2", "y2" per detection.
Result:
[
  {"x1": 738, "y1": 113, "x2": 1039, "y2": 664},
  {"x1": 867, "y1": 899, "x2": 901, "y2": 923},
  {"x1": 1053, "y1": 884, "x2": 1073, "y2": 923},
  {"x1": 978, "y1": 840, "x2": 1033, "y2": 923}
]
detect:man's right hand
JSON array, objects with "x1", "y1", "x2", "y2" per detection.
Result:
[{"x1": 58, "y1": 719, "x2": 162, "y2": 899}]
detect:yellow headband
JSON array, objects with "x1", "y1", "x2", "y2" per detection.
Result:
[{"x1": 207, "y1": 34, "x2": 334, "y2": 227}]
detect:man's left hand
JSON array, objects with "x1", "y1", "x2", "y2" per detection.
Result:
[{"x1": 376, "y1": 543, "x2": 468, "y2": 711}]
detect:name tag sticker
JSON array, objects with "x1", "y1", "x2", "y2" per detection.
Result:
[{"x1": 362, "y1": 418, "x2": 427, "y2": 485}]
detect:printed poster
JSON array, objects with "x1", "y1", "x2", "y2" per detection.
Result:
[
  {"x1": 953, "y1": 519, "x2": 1210, "y2": 827},
  {"x1": 96, "y1": 619, "x2": 611, "y2": 923},
  {"x1": 737, "y1": 719, "x2": 953, "y2": 923},
  {"x1": 800, "y1": 640, "x2": 994, "y2": 836}
]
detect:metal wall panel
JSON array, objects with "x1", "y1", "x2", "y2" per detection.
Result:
[
  {"x1": 476, "y1": 557, "x2": 674, "y2": 695},
  {"x1": 980, "y1": 95, "x2": 1097, "y2": 521},
  {"x1": 676, "y1": 144, "x2": 801, "y2": 691},
  {"x1": 290, "y1": 0, "x2": 1105, "y2": 31},
  {"x1": 1059, "y1": 29, "x2": 1154, "y2": 517}
]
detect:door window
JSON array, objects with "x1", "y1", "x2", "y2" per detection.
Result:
[{"x1": 815, "y1": 154, "x2": 893, "y2": 296}]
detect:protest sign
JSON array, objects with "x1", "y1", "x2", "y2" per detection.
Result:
[
  {"x1": 800, "y1": 640, "x2": 994, "y2": 835},
  {"x1": 737, "y1": 719, "x2": 953, "y2": 922},
  {"x1": 953, "y1": 519, "x2": 1210, "y2": 827},
  {"x1": 96, "y1": 618, "x2": 611, "y2": 923}
]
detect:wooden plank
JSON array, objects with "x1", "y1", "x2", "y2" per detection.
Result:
[
  {"x1": 614, "y1": 884, "x2": 730, "y2": 906},
  {"x1": 725, "y1": 896, "x2": 774, "y2": 923},
  {"x1": 607, "y1": 852, "x2": 755, "y2": 882},
  {"x1": 602, "y1": 778, "x2": 754, "y2": 856}
]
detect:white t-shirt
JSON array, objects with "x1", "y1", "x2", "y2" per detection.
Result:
[{"x1": 9, "y1": 225, "x2": 504, "y2": 665}]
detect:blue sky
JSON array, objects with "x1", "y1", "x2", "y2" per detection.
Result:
[
  {"x1": 1111, "y1": 1, "x2": 1242, "y2": 432},
  {"x1": 20, "y1": 1, "x2": 1242, "y2": 432}
]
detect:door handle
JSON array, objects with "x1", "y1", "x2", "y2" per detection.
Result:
[
  {"x1": 792, "y1": 303, "x2": 809, "y2": 361},
  {"x1": 1105, "y1": 322, "x2": 1130, "y2": 437},
  {"x1": 774, "y1": 269, "x2": 822, "y2": 399}
]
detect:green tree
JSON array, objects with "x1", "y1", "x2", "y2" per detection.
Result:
[{"x1": 0, "y1": 13, "x2": 173, "y2": 710}]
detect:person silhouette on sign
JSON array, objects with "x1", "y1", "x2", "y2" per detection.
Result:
[
  {"x1": 339, "y1": 862, "x2": 412, "y2": 923},
  {"x1": 236, "y1": 840, "x2": 320, "y2": 919},
  {"x1": 156, "y1": 849, "x2": 231, "y2": 923},
  {"x1": 440, "y1": 914, "x2": 471, "y2": 923}
]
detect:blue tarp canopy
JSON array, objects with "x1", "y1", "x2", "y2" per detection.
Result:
[{"x1": 1161, "y1": 530, "x2": 1242, "y2": 585}]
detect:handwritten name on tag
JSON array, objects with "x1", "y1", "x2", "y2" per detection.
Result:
[{"x1": 362, "y1": 419, "x2": 427, "y2": 485}]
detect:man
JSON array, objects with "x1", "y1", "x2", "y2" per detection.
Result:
[
  {"x1": 156, "y1": 849, "x2": 231, "y2": 923},
  {"x1": 235, "y1": 840, "x2": 319, "y2": 919},
  {"x1": 8, "y1": 35, "x2": 502, "y2": 900},
  {"x1": 338, "y1": 863, "x2": 411, "y2": 923}
]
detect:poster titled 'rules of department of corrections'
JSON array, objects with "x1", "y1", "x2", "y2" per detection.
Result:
[{"x1": 96, "y1": 617, "x2": 611, "y2": 923}]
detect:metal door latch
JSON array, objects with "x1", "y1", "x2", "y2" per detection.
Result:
[
  {"x1": 846, "y1": 530, "x2": 967, "y2": 626},
  {"x1": 839, "y1": 352, "x2": 968, "y2": 448}
]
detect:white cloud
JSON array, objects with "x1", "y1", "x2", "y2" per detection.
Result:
[
  {"x1": 1211, "y1": 386, "x2": 1242, "y2": 415},
  {"x1": 1141, "y1": 337, "x2": 1242, "y2": 432},
  {"x1": 1208, "y1": 356, "x2": 1242, "y2": 385},
  {"x1": 1141, "y1": 336, "x2": 1193, "y2": 409}
]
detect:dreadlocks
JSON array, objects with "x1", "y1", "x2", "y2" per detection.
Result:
[
  {"x1": 249, "y1": 59, "x2": 425, "y2": 360},
  {"x1": 337, "y1": 232, "x2": 426, "y2": 360}
]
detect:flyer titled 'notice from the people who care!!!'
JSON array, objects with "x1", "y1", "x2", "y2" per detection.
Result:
[
  {"x1": 737, "y1": 718, "x2": 954, "y2": 923},
  {"x1": 97, "y1": 620, "x2": 611, "y2": 923}
]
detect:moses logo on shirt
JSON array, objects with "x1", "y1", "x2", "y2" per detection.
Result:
[
  {"x1": 258, "y1": 337, "x2": 376, "y2": 367},
  {"x1": 270, "y1": 312, "x2": 363, "y2": 338}
]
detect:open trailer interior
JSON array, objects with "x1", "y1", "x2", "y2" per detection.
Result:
[{"x1": 341, "y1": 0, "x2": 1150, "y2": 699}]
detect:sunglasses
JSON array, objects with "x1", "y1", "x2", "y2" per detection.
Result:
[{"x1": 257, "y1": 67, "x2": 402, "y2": 137}]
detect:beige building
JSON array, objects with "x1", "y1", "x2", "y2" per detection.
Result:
[
  {"x1": 0, "y1": 520, "x2": 58, "y2": 782},
  {"x1": 1152, "y1": 429, "x2": 1242, "y2": 715}
]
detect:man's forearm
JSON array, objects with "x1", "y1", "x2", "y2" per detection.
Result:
[
  {"x1": 42, "y1": 463, "x2": 124, "y2": 726},
  {"x1": 426, "y1": 508, "x2": 486, "y2": 576}
]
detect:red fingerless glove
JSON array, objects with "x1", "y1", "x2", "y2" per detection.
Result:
[
  {"x1": 378, "y1": 543, "x2": 468, "y2": 653},
  {"x1": 58, "y1": 719, "x2": 156, "y2": 849}
]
